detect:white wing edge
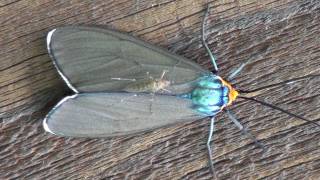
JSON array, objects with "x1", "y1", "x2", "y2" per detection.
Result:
[
  {"x1": 46, "y1": 28, "x2": 79, "y2": 93},
  {"x1": 43, "y1": 94, "x2": 78, "y2": 135}
]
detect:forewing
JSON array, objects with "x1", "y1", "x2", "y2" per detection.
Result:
[
  {"x1": 43, "y1": 93, "x2": 205, "y2": 137},
  {"x1": 47, "y1": 26, "x2": 209, "y2": 94}
]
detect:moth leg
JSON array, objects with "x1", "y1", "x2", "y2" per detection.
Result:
[
  {"x1": 202, "y1": 4, "x2": 218, "y2": 73},
  {"x1": 207, "y1": 116, "x2": 215, "y2": 175},
  {"x1": 227, "y1": 54, "x2": 262, "y2": 81},
  {"x1": 226, "y1": 110, "x2": 266, "y2": 151},
  {"x1": 110, "y1": 77, "x2": 136, "y2": 82},
  {"x1": 227, "y1": 63, "x2": 245, "y2": 81},
  {"x1": 227, "y1": 59, "x2": 253, "y2": 81},
  {"x1": 159, "y1": 70, "x2": 172, "y2": 93},
  {"x1": 159, "y1": 69, "x2": 168, "y2": 79}
]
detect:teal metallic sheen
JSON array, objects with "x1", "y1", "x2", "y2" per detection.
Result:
[{"x1": 181, "y1": 75, "x2": 230, "y2": 116}]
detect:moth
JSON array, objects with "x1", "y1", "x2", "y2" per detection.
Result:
[{"x1": 43, "y1": 6, "x2": 320, "y2": 175}]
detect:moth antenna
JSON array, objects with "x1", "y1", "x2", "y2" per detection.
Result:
[
  {"x1": 238, "y1": 96, "x2": 320, "y2": 128},
  {"x1": 238, "y1": 74, "x2": 320, "y2": 93}
]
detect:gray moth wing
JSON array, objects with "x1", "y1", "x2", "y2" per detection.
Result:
[
  {"x1": 43, "y1": 93, "x2": 205, "y2": 137},
  {"x1": 47, "y1": 26, "x2": 210, "y2": 94}
]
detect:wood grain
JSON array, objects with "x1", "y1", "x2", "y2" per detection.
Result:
[{"x1": 1, "y1": 0, "x2": 320, "y2": 179}]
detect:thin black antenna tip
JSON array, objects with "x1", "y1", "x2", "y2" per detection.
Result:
[
  {"x1": 238, "y1": 74, "x2": 320, "y2": 94},
  {"x1": 238, "y1": 96, "x2": 320, "y2": 128}
]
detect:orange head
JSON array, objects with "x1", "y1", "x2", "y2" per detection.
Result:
[{"x1": 218, "y1": 77, "x2": 239, "y2": 106}]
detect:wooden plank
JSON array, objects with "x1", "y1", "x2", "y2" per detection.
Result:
[{"x1": 1, "y1": 0, "x2": 320, "y2": 179}]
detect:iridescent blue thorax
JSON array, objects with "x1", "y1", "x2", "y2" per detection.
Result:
[{"x1": 180, "y1": 74, "x2": 232, "y2": 116}]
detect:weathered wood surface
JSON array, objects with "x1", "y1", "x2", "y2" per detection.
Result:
[{"x1": 1, "y1": 0, "x2": 320, "y2": 179}]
